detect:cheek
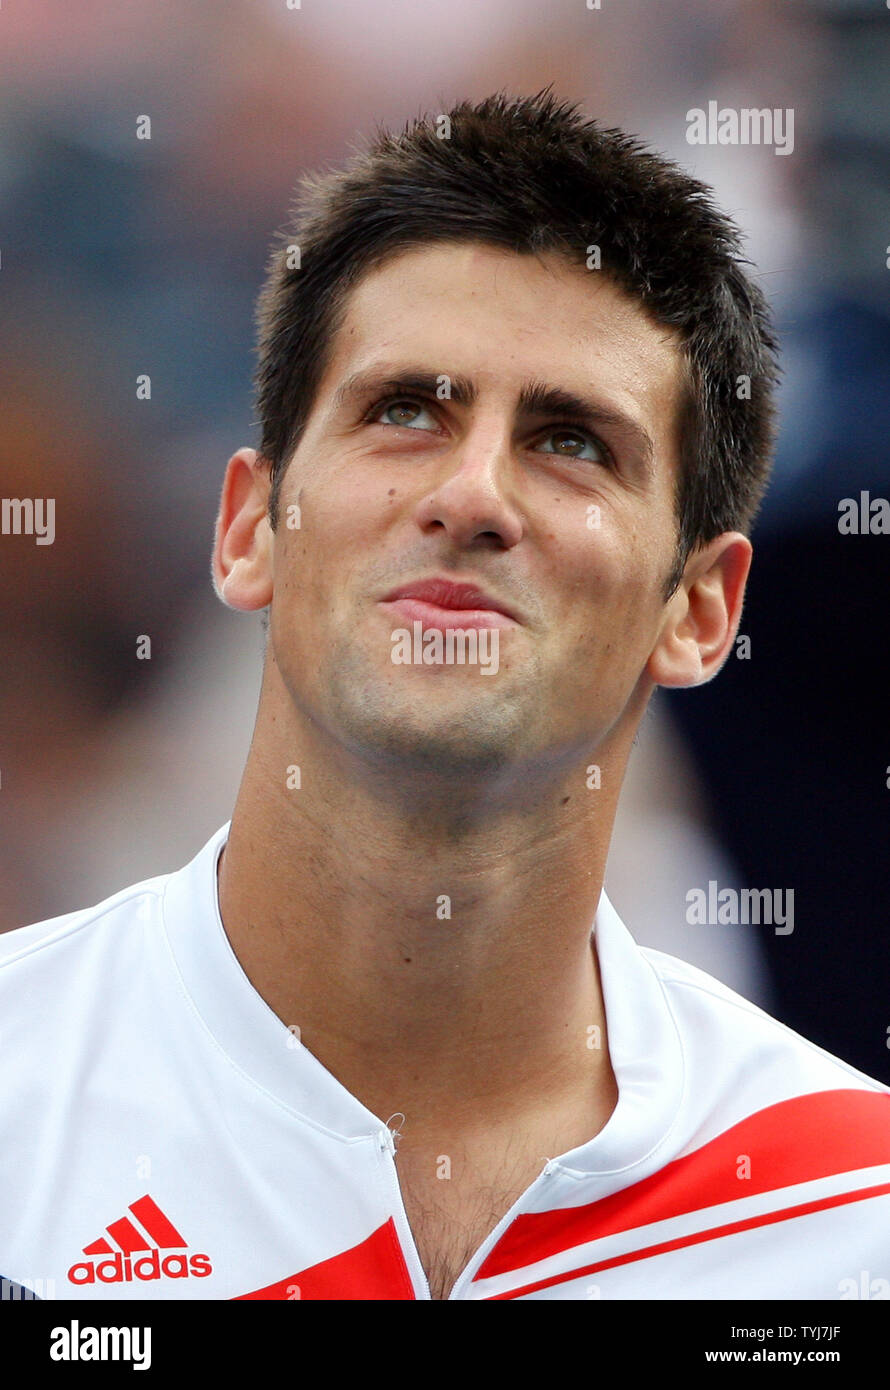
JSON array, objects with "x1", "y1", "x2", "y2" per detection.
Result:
[
  {"x1": 558, "y1": 517, "x2": 649, "y2": 609},
  {"x1": 556, "y1": 526, "x2": 663, "y2": 667},
  {"x1": 269, "y1": 522, "x2": 327, "y2": 648},
  {"x1": 272, "y1": 526, "x2": 305, "y2": 599},
  {"x1": 272, "y1": 476, "x2": 377, "y2": 623},
  {"x1": 284, "y1": 454, "x2": 388, "y2": 546}
]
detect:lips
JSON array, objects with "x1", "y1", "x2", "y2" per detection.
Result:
[
  {"x1": 379, "y1": 576, "x2": 520, "y2": 631},
  {"x1": 381, "y1": 577, "x2": 518, "y2": 622}
]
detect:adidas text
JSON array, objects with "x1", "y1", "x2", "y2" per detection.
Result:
[{"x1": 68, "y1": 1249, "x2": 212, "y2": 1284}]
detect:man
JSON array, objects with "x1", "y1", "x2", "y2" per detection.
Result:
[{"x1": 2, "y1": 89, "x2": 888, "y2": 1302}]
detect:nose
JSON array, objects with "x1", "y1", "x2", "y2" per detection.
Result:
[{"x1": 411, "y1": 425, "x2": 524, "y2": 549}]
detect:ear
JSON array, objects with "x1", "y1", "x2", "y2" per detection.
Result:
[
  {"x1": 211, "y1": 448, "x2": 274, "y2": 611},
  {"x1": 647, "y1": 533, "x2": 752, "y2": 688}
]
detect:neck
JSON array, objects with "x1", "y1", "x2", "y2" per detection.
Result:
[{"x1": 217, "y1": 667, "x2": 636, "y2": 1137}]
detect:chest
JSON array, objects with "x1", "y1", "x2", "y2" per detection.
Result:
[{"x1": 395, "y1": 1145, "x2": 547, "y2": 1300}]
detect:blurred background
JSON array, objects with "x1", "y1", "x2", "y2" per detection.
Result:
[{"x1": 1, "y1": 0, "x2": 888, "y2": 1080}]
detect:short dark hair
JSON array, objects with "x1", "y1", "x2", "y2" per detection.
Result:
[{"x1": 254, "y1": 87, "x2": 781, "y2": 598}]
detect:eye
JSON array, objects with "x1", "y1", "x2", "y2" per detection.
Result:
[
  {"x1": 535, "y1": 427, "x2": 611, "y2": 465},
  {"x1": 371, "y1": 397, "x2": 439, "y2": 432}
]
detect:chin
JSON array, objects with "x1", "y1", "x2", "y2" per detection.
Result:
[{"x1": 363, "y1": 712, "x2": 516, "y2": 772}]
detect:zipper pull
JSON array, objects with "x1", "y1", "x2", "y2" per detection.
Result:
[{"x1": 384, "y1": 1112, "x2": 406, "y2": 1152}]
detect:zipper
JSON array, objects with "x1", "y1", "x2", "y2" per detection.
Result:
[
  {"x1": 375, "y1": 1124, "x2": 432, "y2": 1300},
  {"x1": 447, "y1": 1160, "x2": 560, "y2": 1300},
  {"x1": 375, "y1": 1123, "x2": 560, "y2": 1301}
]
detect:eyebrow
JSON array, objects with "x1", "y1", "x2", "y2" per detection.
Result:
[{"x1": 331, "y1": 367, "x2": 656, "y2": 475}]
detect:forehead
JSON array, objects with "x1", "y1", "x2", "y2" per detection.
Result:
[{"x1": 321, "y1": 242, "x2": 686, "y2": 425}]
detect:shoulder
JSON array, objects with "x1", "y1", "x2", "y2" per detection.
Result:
[
  {"x1": 643, "y1": 942, "x2": 889, "y2": 1092},
  {"x1": 0, "y1": 873, "x2": 168, "y2": 976},
  {"x1": 0, "y1": 824, "x2": 228, "y2": 982},
  {"x1": 638, "y1": 943, "x2": 890, "y2": 1159}
]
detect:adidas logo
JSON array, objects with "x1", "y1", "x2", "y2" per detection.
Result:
[{"x1": 68, "y1": 1194, "x2": 212, "y2": 1285}]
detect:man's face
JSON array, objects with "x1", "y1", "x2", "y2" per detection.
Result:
[{"x1": 267, "y1": 241, "x2": 686, "y2": 777}]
